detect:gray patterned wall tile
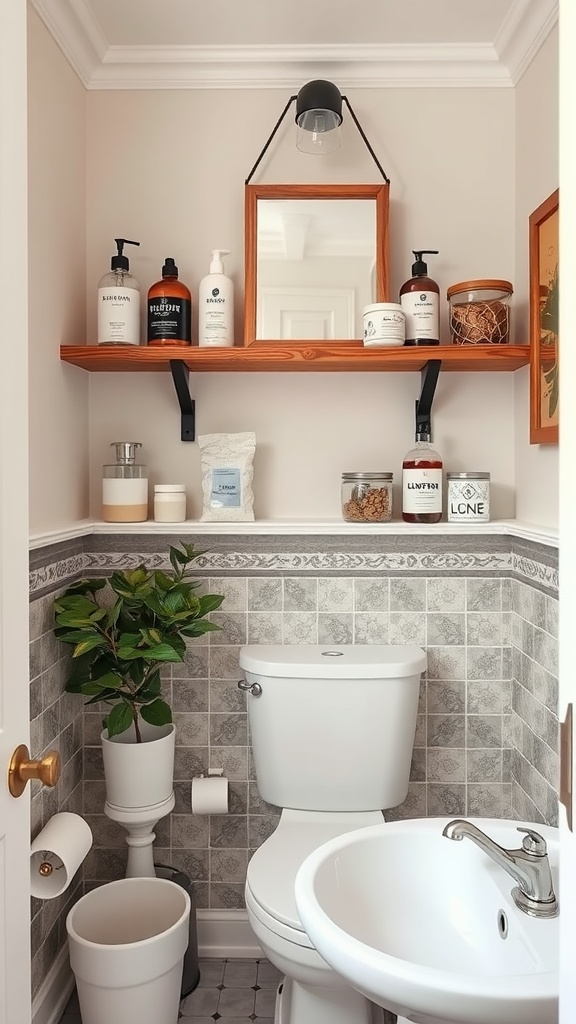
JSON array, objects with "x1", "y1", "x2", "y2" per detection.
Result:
[
  {"x1": 466, "y1": 613, "x2": 503, "y2": 646},
  {"x1": 427, "y1": 748, "x2": 465, "y2": 783},
  {"x1": 247, "y1": 612, "x2": 283, "y2": 644},
  {"x1": 467, "y1": 680, "x2": 505, "y2": 714},
  {"x1": 248, "y1": 578, "x2": 282, "y2": 611},
  {"x1": 427, "y1": 784, "x2": 466, "y2": 816},
  {"x1": 354, "y1": 578, "x2": 389, "y2": 612},
  {"x1": 318, "y1": 578, "x2": 354, "y2": 612},
  {"x1": 466, "y1": 579, "x2": 502, "y2": 611},
  {"x1": 467, "y1": 715, "x2": 502, "y2": 748},
  {"x1": 282, "y1": 612, "x2": 318, "y2": 644},
  {"x1": 467, "y1": 749, "x2": 502, "y2": 782},
  {"x1": 427, "y1": 614, "x2": 466, "y2": 646},
  {"x1": 389, "y1": 612, "x2": 426, "y2": 646},
  {"x1": 427, "y1": 578, "x2": 466, "y2": 613},
  {"x1": 426, "y1": 647, "x2": 466, "y2": 681},
  {"x1": 318, "y1": 613, "x2": 354, "y2": 645},
  {"x1": 390, "y1": 579, "x2": 426, "y2": 612},
  {"x1": 467, "y1": 783, "x2": 512, "y2": 817},
  {"x1": 283, "y1": 577, "x2": 318, "y2": 611},
  {"x1": 353, "y1": 612, "x2": 389, "y2": 644},
  {"x1": 427, "y1": 680, "x2": 465, "y2": 714},
  {"x1": 467, "y1": 647, "x2": 502, "y2": 679},
  {"x1": 427, "y1": 715, "x2": 465, "y2": 747}
]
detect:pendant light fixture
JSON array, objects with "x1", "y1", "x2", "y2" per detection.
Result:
[{"x1": 245, "y1": 80, "x2": 390, "y2": 184}]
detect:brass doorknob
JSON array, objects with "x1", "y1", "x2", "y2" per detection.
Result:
[{"x1": 8, "y1": 744, "x2": 61, "y2": 798}]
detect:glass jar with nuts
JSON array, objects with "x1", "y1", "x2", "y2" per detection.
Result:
[{"x1": 341, "y1": 472, "x2": 393, "y2": 523}]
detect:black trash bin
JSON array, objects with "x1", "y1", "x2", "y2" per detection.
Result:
[{"x1": 155, "y1": 864, "x2": 200, "y2": 996}]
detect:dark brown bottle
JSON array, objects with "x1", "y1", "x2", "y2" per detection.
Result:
[
  {"x1": 399, "y1": 250, "x2": 440, "y2": 345},
  {"x1": 402, "y1": 431, "x2": 443, "y2": 523},
  {"x1": 147, "y1": 258, "x2": 191, "y2": 346}
]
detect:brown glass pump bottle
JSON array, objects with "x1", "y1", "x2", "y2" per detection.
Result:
[
  {"x1": 147, "y1": 258, "x2": 191, "y2": 346},
  {"x1": 399, "y1": 250, "x2": 440, "y2": 345},
  {"x1": 402, "y1": 426, "x2": 443, "y2": 524}
]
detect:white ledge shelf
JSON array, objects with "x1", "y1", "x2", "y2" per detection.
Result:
[{"x1": 29, "y1": 519, "x2": 558, "y2": 550}]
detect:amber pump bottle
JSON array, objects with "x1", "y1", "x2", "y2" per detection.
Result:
[
  {"x1": 399, "y1": 250, "x2": 440, "y2": 345},
  {"x1": 147, "y1": 258, "x2": 191, "y2": 346},
  {"x1": 402, "y1": 419, "x2": 443, "y2": 524}
]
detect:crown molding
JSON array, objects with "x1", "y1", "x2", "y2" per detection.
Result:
[
  {"x1": 494, "y1": 0, "x2": 558, "y2": 85},
  {"x1": 30, "y1": 0, "x2": 557, "y2": 91}
]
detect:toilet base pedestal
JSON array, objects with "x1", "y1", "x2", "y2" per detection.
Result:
[{"x1": 274, "y1": 974, "x2": 384, "y2": 1024}]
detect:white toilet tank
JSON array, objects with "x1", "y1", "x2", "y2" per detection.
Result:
[{"x1": 239, "y1": 644, "x2": 426, "y2": 812}]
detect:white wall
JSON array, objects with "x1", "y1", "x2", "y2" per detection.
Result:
[
  {"x1": 85, "y1": 87, "x2": 517, "y2": 520},
  {"x1": 27, "y1": 8, "x2": 88, "y2": 531},
  {"x1": 514, "y1": 27, "x2": 559, "y2": 527}
]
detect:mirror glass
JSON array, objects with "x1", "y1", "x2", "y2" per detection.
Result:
[{"x1": 244, "y1": 184, "x2": 389, "y2": 345}]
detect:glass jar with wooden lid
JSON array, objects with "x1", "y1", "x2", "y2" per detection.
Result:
[{"x1": 447, "y1": 280, "x2": 513, "y2": 345}]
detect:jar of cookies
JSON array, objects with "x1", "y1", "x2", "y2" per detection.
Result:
[
  {"x1": 447, "y1": 279, "x2": 513, "y2": 345},
  {"x1": 341, "y1": 472, "x2": 393, "y2": 522}
]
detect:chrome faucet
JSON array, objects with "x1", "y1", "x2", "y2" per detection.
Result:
[{"x1": 442, "y1": 819, "x2": 559, "y2": 918}]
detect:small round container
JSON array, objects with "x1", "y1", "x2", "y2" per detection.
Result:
[
  {"x1": 341, "y1": 472, "x2": 393, "y2": 522},
  {"x1": 363, "y1": 303, "x2": 405, "y2": 347},
  {"x1": 154, "y1": 484, "x2": 186, "y2": 523},
  {"x1": 447, "y1": 280, "x2": 513, "y2": 345},
  {"x1": 447, "y1": 472, "x2": 490, "y2": 523}
]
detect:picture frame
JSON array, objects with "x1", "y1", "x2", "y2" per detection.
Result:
[{"x1": 529, "y1": 188, "x2": 559, "y2": 445}]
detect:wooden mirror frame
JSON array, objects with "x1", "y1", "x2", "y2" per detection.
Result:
[{"x1": 243, "y1": 183, "x2": 390, "y2": 347}]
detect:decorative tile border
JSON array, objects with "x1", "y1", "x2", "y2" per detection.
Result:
[{"x1": 29, "y1": 540, "x2": 557, "y2": 597}]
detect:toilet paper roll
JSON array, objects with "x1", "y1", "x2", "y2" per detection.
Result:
[
  {"x1": 191, "y1": 773, "x2": 229, "y2": 815},
  {"x1": 30, "y1": 812, "x2": 93, "y2": 899}
]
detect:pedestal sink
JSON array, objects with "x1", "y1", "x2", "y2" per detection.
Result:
[{"x1": 294, "y1": 817, "x2": 558, "y2": 1024}]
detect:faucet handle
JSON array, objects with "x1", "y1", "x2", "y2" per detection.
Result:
[{"x1": 517, "y1": 827, "x2": 547, "y2": 855}]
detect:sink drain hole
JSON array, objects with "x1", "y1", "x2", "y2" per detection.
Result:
[{"x1": 497, "y1": 909, "x2": 508, "y2": 939}]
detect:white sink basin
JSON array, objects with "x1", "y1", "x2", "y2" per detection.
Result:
[{"x1": 294, "y1": 817, "x2": 558, "y2": 1024}]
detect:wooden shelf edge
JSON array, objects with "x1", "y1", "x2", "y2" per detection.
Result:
[{"x1": 60, "y1": 343, "x2": 530, "y2": 373}]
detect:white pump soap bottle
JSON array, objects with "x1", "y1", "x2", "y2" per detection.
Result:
[{"x1": 198, "y1": 249, "x2": 234, "y2": 347}]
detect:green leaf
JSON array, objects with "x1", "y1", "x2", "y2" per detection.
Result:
[
  {"x1": 73, "y1": 636, "x2": 106, "y2": 658},
  {"x1": 92, "y1": 671, "x2": 124, "y2": 690},
  {"x1": 140, "y1": 642, "x2": 182, "y2": 662},
  {"x1": 152, "y1": 571, "x2": 174, "y2": 591},
  {"x1": 140, "y1": 699, "x2": 172, "y2": 727},
  {"x1": 105, "y1": 702, "x2": 135, "y2": 738},
  {"x1": 180, "y1": 620, "x2": 221, "y2": 637},
  {"x1": 105, "y1": 598, "x2": 123, "y2": 630},
  {"x1": 198, "y1": 594, "x2": 225, "y2": 615}
]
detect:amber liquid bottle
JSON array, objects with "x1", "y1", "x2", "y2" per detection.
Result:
[
  {"x1": 147, "y1": 257, "x2": 191, "y2": 346},
  {"x1": 402, "y1": 429, "x2": 443, "y2": 524}
]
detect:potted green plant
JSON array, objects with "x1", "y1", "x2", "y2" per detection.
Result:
[{"x1": 54, "y1": 541, "x2": 224, "y2": 808}]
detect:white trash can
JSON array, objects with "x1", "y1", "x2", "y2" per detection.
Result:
[{"x1": 66, "y1": 877, "x2": 190, "y2": 1024}]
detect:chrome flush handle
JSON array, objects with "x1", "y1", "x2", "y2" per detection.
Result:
[{"x1": 238, "y1": 678, "x2": 262, "y2": 697}]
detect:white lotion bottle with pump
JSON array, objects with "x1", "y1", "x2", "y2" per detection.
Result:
[{"x1": 198, "y1": 249, "x2": 234, "y2": 347}]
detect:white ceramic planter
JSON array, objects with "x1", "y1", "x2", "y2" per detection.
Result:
[
  {"x1": 67, "y1": 876, "x2": 190, "y2": 1024},
  {"x1": 101, "y1": 721, "x2": 176, "y2": 809}
]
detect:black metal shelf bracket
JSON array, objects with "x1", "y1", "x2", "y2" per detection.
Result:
[
  {"x1": 169, "y1": 360, "x2": 195, "y2": 442},
  {"x1": 415, "y1": 359, "x2": 441, "y2": 435}
]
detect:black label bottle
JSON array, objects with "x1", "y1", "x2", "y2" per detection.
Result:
[
  {"x1": 147, "y1": 258, "x2": 192, "y2": 346},
  {"x1": 399, "y1": 250, "x2": 440, "y2": 345},
  {"x1": 402, "y1": 427, "x2": 443, "y2": 523}
]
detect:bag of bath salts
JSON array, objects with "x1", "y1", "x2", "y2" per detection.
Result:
[{"x1": 199, "y1": 432, "x2": 255, "y2": 521}]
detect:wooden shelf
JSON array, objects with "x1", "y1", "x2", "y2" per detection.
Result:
[{"x1": 60, "y1": 343, "x2": 530, "y2": 373}]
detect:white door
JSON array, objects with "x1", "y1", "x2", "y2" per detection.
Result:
[{"x1": 0, "y1": 2, "x2": 32, "y2": 1022}]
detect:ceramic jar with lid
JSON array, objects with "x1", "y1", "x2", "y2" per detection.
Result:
[
  {"x1": 341, "y1": 472, "x2": 393, "y2": 522},
  {"x1": 153, "y1": 484, "x2": 187, "y2": 523},
  {"x1": 447, "y1": 472, "x2": 490, "y2": 523},
  {"x1": 447, "y1": 280, "x2": 513, "y2": 345}
]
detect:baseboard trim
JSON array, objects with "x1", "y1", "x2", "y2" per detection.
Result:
[
  {"x1": 31, "y1": 909, "x2": 261, "y2": 1022},
  {"x1": 32, "y1": 945, "x2": 75, "y2": 1024},
  {"x1": 197, "y1": 909, "x2": 263, "y2": 958}
]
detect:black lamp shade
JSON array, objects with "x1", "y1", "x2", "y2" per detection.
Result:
[{"x1": 295, "y1": 80, "x2": 343, "y2": 126}]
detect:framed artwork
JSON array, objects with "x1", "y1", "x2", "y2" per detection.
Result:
[{"x1": 529, "y1": 188, "x2": 559, "y2": 444}]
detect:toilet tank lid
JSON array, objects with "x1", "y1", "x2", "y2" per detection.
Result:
[{"x1": 239, "y1": 644, "x2": 426, "y2": 678}]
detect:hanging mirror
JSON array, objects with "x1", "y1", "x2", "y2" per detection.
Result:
[{"x1": 244, "y1": 183, "x2": 390, "y2": 346}]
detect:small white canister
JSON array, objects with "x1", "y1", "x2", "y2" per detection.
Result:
[
  {"x1": 447, "y1": 472, "x2": 490, "y2": 523},
  {"x1": 363, "y1": 303, "x2": 405, "y2": 347},
  {"x1": 154, "y1": 484, "x2": 187, "y2": 523}
]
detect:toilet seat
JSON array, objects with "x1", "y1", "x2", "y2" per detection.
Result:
[{"x1": 246, "y1": 809, "x2": 384, "y2": 945}]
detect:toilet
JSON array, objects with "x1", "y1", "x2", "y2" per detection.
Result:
[{"x1": 238, "y1": 643, "x2": 427, "y2": 1024}]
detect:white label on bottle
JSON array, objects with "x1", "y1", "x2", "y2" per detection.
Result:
[
  {"x1": 401, "y1": 292, "x2": 439, "y2": 340},
  {"x1": 98, "y1": 287, "x2": 140, "y2": 345},
  {"x1": 402, "y1": 468, "x2": 443, "y2": 513}
]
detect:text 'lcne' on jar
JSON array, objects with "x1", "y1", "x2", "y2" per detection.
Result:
[{"x1": 447, "y1": 472, "x2": 490, "y2": 523}]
